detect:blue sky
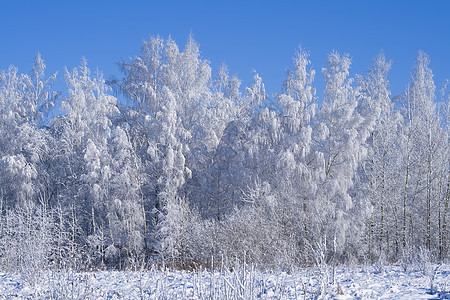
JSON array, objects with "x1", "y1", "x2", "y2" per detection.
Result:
[{"x1": 1, "y1": 0, "x2": 449, "y2": 101}]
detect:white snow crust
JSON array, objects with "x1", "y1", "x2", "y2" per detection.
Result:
[{"x1": 1, "y1": 264, "x2": 449, "y2": 299}]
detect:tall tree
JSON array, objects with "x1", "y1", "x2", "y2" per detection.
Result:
[
  {"x1": 399, "y1": 51, "x2": 444, "y2": 254},
  {"x1": 356, "y1": 52, "x2": 403, "y2": 261},
  {"x1": 53, "y1": 59, "x2": 119, "y2": 256},
  {"x1": 314, "y1": 51, "x2": 374, "y2": 259}
]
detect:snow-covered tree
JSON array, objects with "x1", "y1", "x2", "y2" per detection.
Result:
[
  {"x1": 107, "y1": 125, "x2": 145, "y2": 258},
  {"x1": 398, "y1": 52, "x2": 447, "y2": 257},
  {"x1": 1, "y1": 38, "x2": 449, "y2": 271},
  {"x1": 22, "y1": 53, "x2": 58, "y2": 128},
  {"x1": 313, "y1": 51, "x2": 374, "y2": 260},
  {"x1": 0, "y1": 55, "x2": 57, "y2": 209},
  {"x1": 356, "y1": 52, "x2": 403, "y2": 261},
  {"x1": 438, "y1": 82, "x2": 450, "y2": 258},
  {"x1": 51, "y1": 59, "x2": 119, "y2": 264}
]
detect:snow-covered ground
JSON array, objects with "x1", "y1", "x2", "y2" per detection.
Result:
[{"x1": 1, "y1": 264, "x2": 449, "y2": 299}]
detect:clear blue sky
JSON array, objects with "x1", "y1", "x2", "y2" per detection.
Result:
[{"x1": 1, "y1": 0, "x2": 449, "y2": 101}]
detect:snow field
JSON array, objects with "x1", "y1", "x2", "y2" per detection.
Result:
[{"x1": 1, "y1": 264, "x2": 449, "y2": 299}]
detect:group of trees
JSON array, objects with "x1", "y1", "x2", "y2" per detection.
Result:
[{"x1": 0, "y1": 36, "x2": 448, "y2": 272}]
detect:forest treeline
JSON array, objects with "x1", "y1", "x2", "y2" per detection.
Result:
[{"x1": 0, "y1": 36, "x2": 448, "y2": 272}]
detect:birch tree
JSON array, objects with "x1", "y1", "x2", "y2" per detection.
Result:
[
  {"x1": 356, "y1": 52, "x2": 403, "y2": 261},
  {"x1": 314, "y1": 51, "x2": 374, "y2": 260},
  {"x1": 399, "y1": 52, "x2": 443, "y2": 255}
]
